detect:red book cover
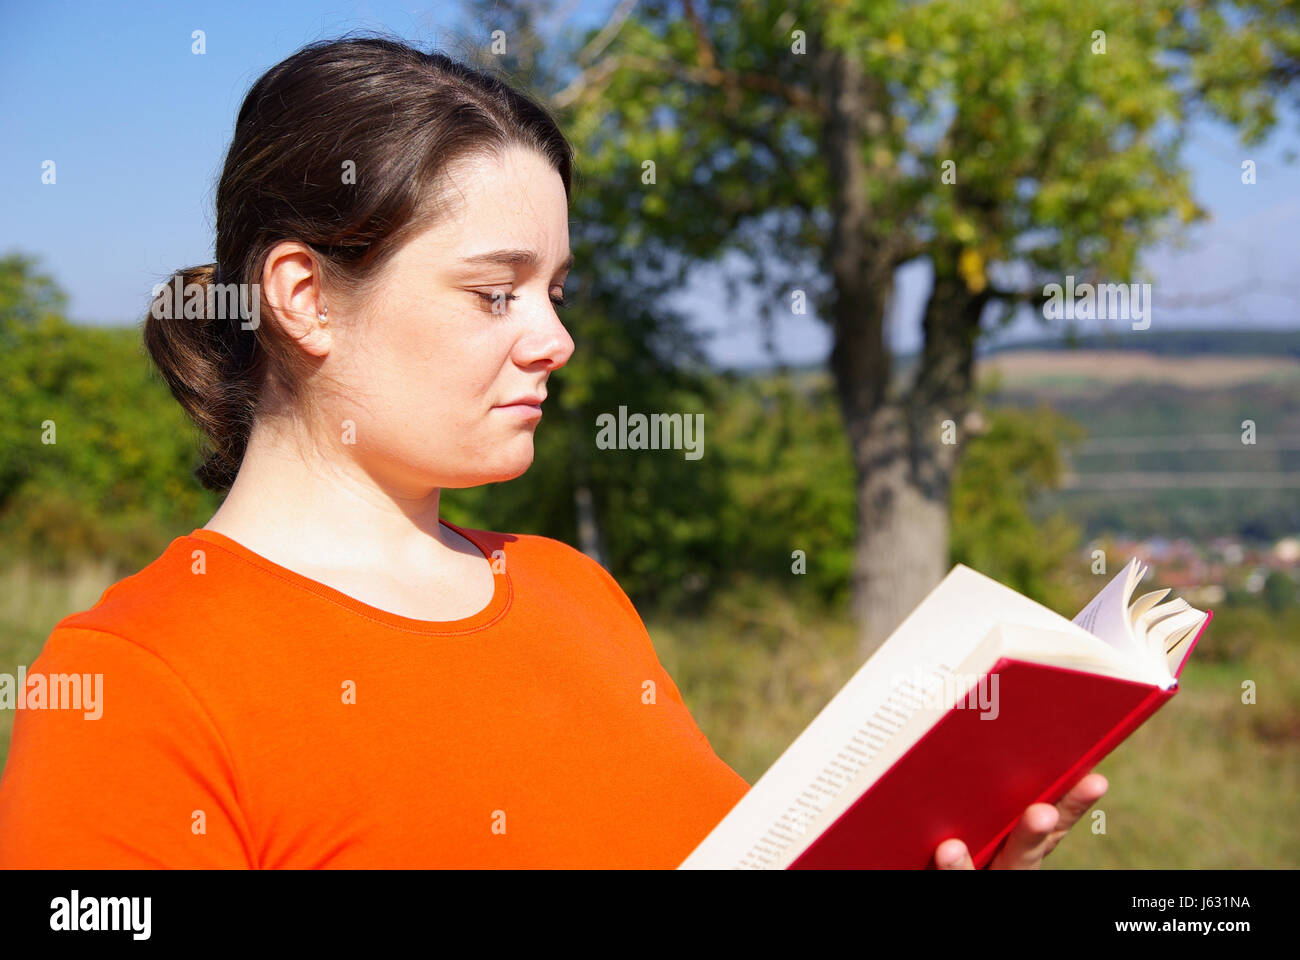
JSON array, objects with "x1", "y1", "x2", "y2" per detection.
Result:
[{"x1": 788, "y1": 610, "x2": 1214, "y2": 869}]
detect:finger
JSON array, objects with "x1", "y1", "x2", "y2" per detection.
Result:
[
  {"x1": 1030, "y1": 772, "x2": 1108, "y2": 858},
  {"x1": 935, "y1": 839, "x2": 974, "y2": 870},
  {"x1": 1053, "y1": 772, "x2": 1109, "y2": 835},
  {"x1": 990, "y1": 802, "x2": 1060, "y2": 869}
]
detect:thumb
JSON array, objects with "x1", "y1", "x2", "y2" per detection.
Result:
[{"x1": 935, "y1": 839, "x2": 974, "y2": 869}]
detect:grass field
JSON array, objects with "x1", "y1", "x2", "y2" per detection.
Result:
[{"x1": 648, "y1": 589, "x2": 1300, "y2": 869}]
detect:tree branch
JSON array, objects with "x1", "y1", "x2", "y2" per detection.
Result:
[{"x1": 553, "y1": 43, "x2": 823, "y2": 115}]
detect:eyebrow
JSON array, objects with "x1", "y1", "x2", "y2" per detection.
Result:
[{"x1": 459, "y1": 248, "x2": 574, "y2": 272}]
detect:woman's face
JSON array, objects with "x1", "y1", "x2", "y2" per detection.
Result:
[{"x1": 321, "y1": 145, "x2": 574, "y2": 494}]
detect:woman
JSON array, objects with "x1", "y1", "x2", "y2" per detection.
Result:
[{"x1": 0, "y1": 37, "x2": 1103, "y2": 869}]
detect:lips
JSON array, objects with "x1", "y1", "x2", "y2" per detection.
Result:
[
  {"x1": 495, "y1": 394, "x2": 545, "y2": 408},
  {"x1": 492, "y1": 393, "x2": 545, "y2": 421}
]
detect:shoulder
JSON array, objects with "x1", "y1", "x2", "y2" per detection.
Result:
[
  {"x1": 53, "y1": 534, "x2": 233, "y2": 659},
  {"x1": 445, "y1": 522, "x2": 642, "y2": 622},
  {"x1": 444, "y1": 521, "x2": 597, "y2": 572}
]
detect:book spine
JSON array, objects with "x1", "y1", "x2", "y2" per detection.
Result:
[{"x1": 969, "y1": 671, "x2": 1175, "y2": 868}]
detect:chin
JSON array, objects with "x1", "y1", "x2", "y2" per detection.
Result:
[
  {"x1": 495, "y1": 433, "x2": 536, "y2": 477},
  {"x1": 443, "y1": 446, "x2": 535, "y2": 488},
  {"x1": 489, "y1": 457, "x2": 533, "y2": 484}
]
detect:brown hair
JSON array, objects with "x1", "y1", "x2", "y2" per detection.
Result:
[{"x1": 143, "y1": 35, "x2": 574, "y2": 491}]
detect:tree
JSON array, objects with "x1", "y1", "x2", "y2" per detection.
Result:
[
  {"x1": 553, "y1": 0, "x2": 1300, "y2": 655},
  {"x1": 0, "y1": 254, "x2": 219, "y2": 572}
]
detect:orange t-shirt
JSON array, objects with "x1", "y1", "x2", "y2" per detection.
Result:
[{"x1": 0, "y1": 521, "x2": 749, "y2": 868}]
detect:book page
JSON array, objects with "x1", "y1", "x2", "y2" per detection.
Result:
[
  {"x1": 1071, "y1": 558, "x2": 1145, "y2": 657},
  {"x1": 1163, "y1": 618, "x2": 1203, "y2": 675},
  {"x1": 1129, "y1": 588, "x2": 1172, "y2": 629},
  {"x1": 1150, "y1": 608, "x2": 1208, "y2": 673}
]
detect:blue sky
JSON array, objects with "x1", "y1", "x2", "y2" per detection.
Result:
[{"x1": 2, "y1": 0, "x2": 1297, "y2": 368}]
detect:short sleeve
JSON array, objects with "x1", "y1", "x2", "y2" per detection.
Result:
[
  {"x1": 575, "y1": 549, "x2": 702, "y2": 711},
  {"x1": 0, "y1": 627, "x2": 255, "y2": 868}
]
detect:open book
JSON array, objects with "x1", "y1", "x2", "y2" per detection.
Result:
[{"x1": 679, "y1": 558, "x2": 1212, "y2": 869}]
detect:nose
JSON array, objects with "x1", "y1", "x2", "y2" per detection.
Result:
[{"x1": 515, "y1": 298, "x2": 575, "y2": 372}]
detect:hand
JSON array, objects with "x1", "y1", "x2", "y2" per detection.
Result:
[{"x1": 933, "y1": 771, "x2": 1108, "y2": 869}]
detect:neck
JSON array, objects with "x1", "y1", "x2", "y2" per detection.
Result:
[{"x1": 203, "y1": 415, "x2": 457, "y2": 572}]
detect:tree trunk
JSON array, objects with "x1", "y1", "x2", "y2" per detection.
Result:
[
  {"x1": 846, "y1": 263, "x2": 985, "y2": 659},
  {"x1": 574, "y1": 482, "x2": 607, "y2": 568},
  {"x1": 816, "y1": 43, "x2": 986, "y2": 658},
  {"x1": 848, "y1": 404, "x2": 953, "y2": 655},
  {"x1": 864, "y1": 253, "x2": 988, "y2": 654},
  {"x1": 570, "y1": 409, "x2": 608, "y2": 567}
]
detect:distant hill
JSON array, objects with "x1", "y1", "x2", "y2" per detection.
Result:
[
  {"x1": 725, "y1": 328, "x2": 1300, "y2": 377},
  {"x1": 729, "y1": 328, "x2": 1300, "y2": 544},
  {"x1": 975, "y1": 327, "x2": 1300, "y2": 359},
  {"x1": 974, "y1": 350, "x2": 1300, "y2": 391}
]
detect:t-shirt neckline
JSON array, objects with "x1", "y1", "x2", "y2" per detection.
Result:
[{"x1": 184, "y1": 518, "x2": 513, "y2": 635}]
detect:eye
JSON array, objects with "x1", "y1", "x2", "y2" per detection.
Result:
[
  {"x1": 472, "y1": 290, "x2": 519, "y2": 313},
  {"x1": 472, "y1": 290, "x2": 570, "y2": 312}
]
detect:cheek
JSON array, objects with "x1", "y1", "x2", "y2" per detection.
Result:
[
  {"x1": 332, "y1": 294, "x2": 528, "y2": 474},
  {"x1": 362, "y1": 314, "x2": 508, "y2": 426}
]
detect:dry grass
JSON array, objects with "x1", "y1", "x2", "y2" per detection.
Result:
[
  {"x1": 648, "y1": 592, "x2": 1300, "y2": 869},
  {"x1": 0, "y1": 560, "x2": 119, "y2": 771}
]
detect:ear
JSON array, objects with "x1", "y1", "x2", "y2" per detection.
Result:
[{"x1": 262, "y1": 241, "x2": 332, "y2": 357}]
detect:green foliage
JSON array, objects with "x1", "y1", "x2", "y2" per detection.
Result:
[
  {"x1": 0, "y1": 254, "x2": 220, "y2": 573},
  {"x1": 950, "y1": 402, "x2": 1086, "y2": 609},
  {"x1": 708, "y1": 372, "x2": 857, "y2": 605},
  {"x1": 816, "y1": 0, "x2": 1272, "y2": 300},
  {"x1": 563, "y1": 0, "x2": 1298, "y2": 328},
  {"x1": 1263, "y1": 570, "x2": 1298, "y2": 612}
]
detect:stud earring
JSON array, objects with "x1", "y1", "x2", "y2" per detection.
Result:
[{"x1": 317, "y1": 306, "x2": 328, "y2": 326}]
